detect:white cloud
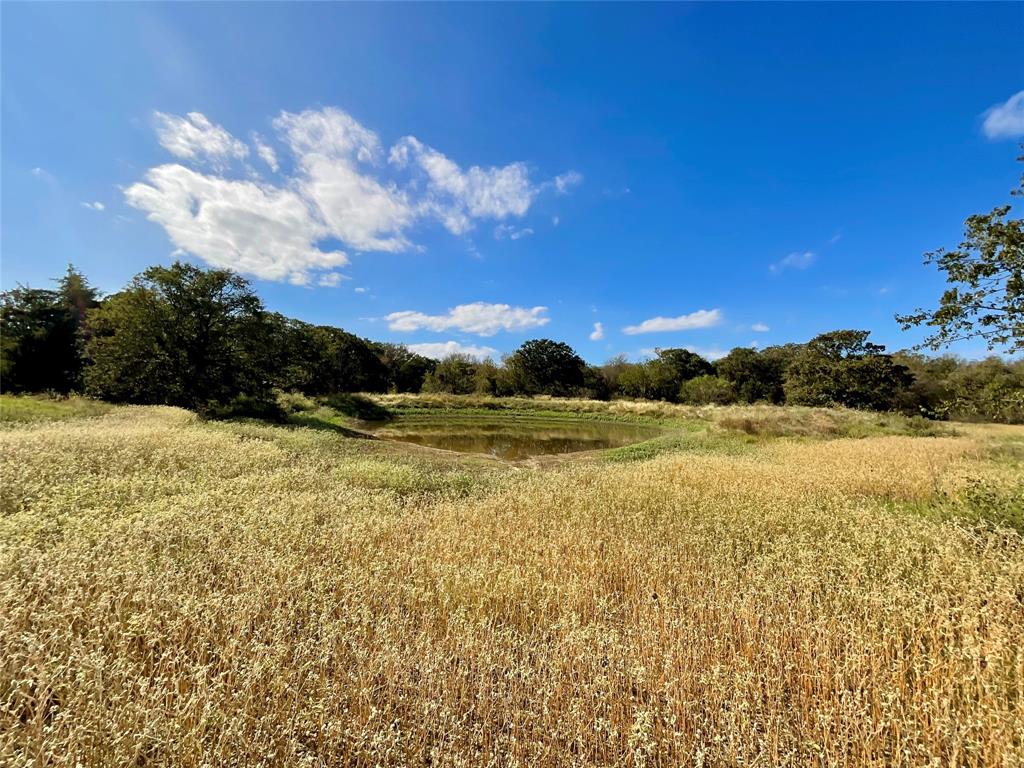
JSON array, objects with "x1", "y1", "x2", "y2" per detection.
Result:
[
  {"x1": 553, "y1": 170, "x2": 583, "y2": 194},
  {"x1": 125, "y1": 163, "x2": 346, "y2": 285},
  {"x1": 385, "y1": 302, "x2": 549, "y2": 336},
  {"x1": 589, "y1": 322, "x2": 605, "y2": 341},
  {"x1": 552, "y1": 215, "x2": 560, "y2": 226},
  {"x1": 390, "y1": 135, "x2": 543, "y2": 235},
  {"x1": 154, "y1": 111, "x2": 249, "y2": 166},
  {"x1": 354, "y1": 286, "x2": 368, "y2": 293},
  {"x1": 494, "y1": 223, "x2": 534, "y2": 240},
  {"x1": 131, "y1": 106, "x2": 582, "y2": 284},
  {"x1": 81, "y1": 201, "x2": 105, "y2": 211},
  {"x1": 751, "y1": 322, "x2": 770, "y2": 332},
  {"x1": 406, "y1": 341, "x2": 498, "y2": 360},
  {"x1": 275, "y1": 108, "x2": 415, "y2": 253},
  {"x1": 981, "y1": 90, "x2": 1024, "y2": 139},
  {"x1": 770, "y1": 251, "x2": 816, "y2": 273},
  {"x1": 622, "y1": 309, "x2": 723, "y2": 335},
  {"x1": 317, "y1": 272, "x2": 344, "y2": 287},
  {"x1": 252, "y1": 133, "x2": 279, "y2": 172}
]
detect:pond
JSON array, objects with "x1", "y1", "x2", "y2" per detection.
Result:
[{"x1": 363, "y1": 416, "x2": 662, "y2": 461}]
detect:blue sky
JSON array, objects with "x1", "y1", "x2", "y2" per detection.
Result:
[{"x1": 3, "y1": 3, "x2": 1023, "y2": 363}]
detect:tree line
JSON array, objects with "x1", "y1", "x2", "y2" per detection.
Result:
[{"x1": 2, "y1": 261, "x2": 1022, "y2": 423}]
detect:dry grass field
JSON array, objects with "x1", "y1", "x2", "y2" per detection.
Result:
[{"x1": 1, "y1": 395, "x2": 1022, "y2": 766}]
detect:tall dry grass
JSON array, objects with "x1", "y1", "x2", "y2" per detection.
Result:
[{"x1": 1, "y1": 404, "x2": 1022, "y2": 766}]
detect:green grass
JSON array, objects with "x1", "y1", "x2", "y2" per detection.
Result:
[
  {"x1": 0, "y1": 394, "x2": 113, "y2": 424},
  {"x1": 603, "y1": 430, "x2": 758, "y2": 462}
]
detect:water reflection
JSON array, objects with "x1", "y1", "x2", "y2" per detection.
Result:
[{"x1": 364, "y1": 417, "x2": 660, "y2": 460}]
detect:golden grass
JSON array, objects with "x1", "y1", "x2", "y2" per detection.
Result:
[{"x1": 1, "y1": 401, "x2": 1022, "y2": 766}]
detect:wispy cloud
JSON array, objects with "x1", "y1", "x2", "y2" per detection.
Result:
[
  {"x1": 494, "y1": 223, "x2": 534, "y2": 240},
  {"x1": 30, "y1": 167, "x2": 55, "y2": 182},
  {"x1": 770, "y1": 251, "x2": 815, "y2": 273},
  {"x1": 386, "y1": 302, "x2": 549, "y2": 336},
  {"x1": 154, "y1": 111, "x2": 249, "y2": 167},
  {"x1": 981, "y1": 90, "x2": 1024, "y2": 139},
  {"x1": 127, "y1": 107, "x2": 582, "y2": 285},
  {"x1": 317, "y1": 272, "x2": 344, "y2": 287},
  {"x1": 406, "y1": 341, "x2": 498, "y2": 360},
  {"x1": 751, "y1": 322, "x2": 770, "y2": 332},
  {"x1": 391, "y1": 132, "x2": 577, "y2": 235},
  {"x1": 80, "y1": 201, "x2": 105, "y2": 211},
  {"x1": 251, "y1": 132, "x2": 279, "y2": 172},
  {"x1": 552, "y1": 170, "x2": 583, "y2": 194},
  {"x1": 622, "y1": 309, "x2": 722, "y2": 335},
  {"x1": 589, "y1": 322, "x2": 605, "y2": 341}
]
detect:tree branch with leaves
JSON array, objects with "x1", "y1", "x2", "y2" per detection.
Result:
[{"x1": 897, "y1": 150, "x2": 1024, "y2": 354}]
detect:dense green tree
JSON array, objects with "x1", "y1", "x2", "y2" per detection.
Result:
[
  {"x1": 678, "y1": 374, "x2": 736, "y2": 405},
  {"x1": 578, "y1": 365, "x2": 611, "y2": 401},
  {"x1": 422, "y1": 354, "x2": 478, "y2": 394},
  {"x1": 893, "y1": 352, "x2": 1024, "y2": 423},
  {"x1": 505, "y1": 339, "x2": 586, "y2": 396},
  {"x1": 617, "y1": 361, "x2": 656, "y2": 400},
  {"x1": 643, "y1": 358, "x2": 683, "y2": 401},
  {"x1": 654, "y1": 348, "x2": 714, "y2": 383},
  {"x1": 891, "y1": 352, "x2": 960, "y2": 418},
  {"x1": 373, "y1": 343, "x2": 435, "y2": 393},
  {"x1": 58, "y1": 265, "x2": 100, "y2": 330},
  {"x1": 715, "y1": 346, "x2": 788, "y2": 404},
  {"x1": 652, "y1": 348, "x2": 714, "y2": 401},
  {"x1": 599, "y1": 354, "x2": 631, "y2": 394},
  {"x1": 617, "y1": 348, "x2": 713, "y2": 402},
  {"x1": 84, "y1": 262, "x2": 272, "y2": 409},
  {"x1": 472, "y1": 358, "x2": 502, "y2": 396},
  {"x1": 785, "y1": 330, "x2": 913, "y2": 410},
  {"x1": 0, "y1": 265, "x2": 98, "y2": 393},
  {"x1": 897, "y1": 152, "x2": 1023, "y2": 354},
  {"x1": 264, "y1": 315, "x2": 389, "y2": 395},
  {"x1": 942, "y1": 357, "x2": 1024, "y2": 423},
  {"x1": 305, "y1": 326, "x2": 388, "y2": 394},
  {"x1": 757, "y1": 344, "x2": 803, "y2": 403},
  {"x1": 264, "y1": 314, "x2": 325, "y2": 393}
]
